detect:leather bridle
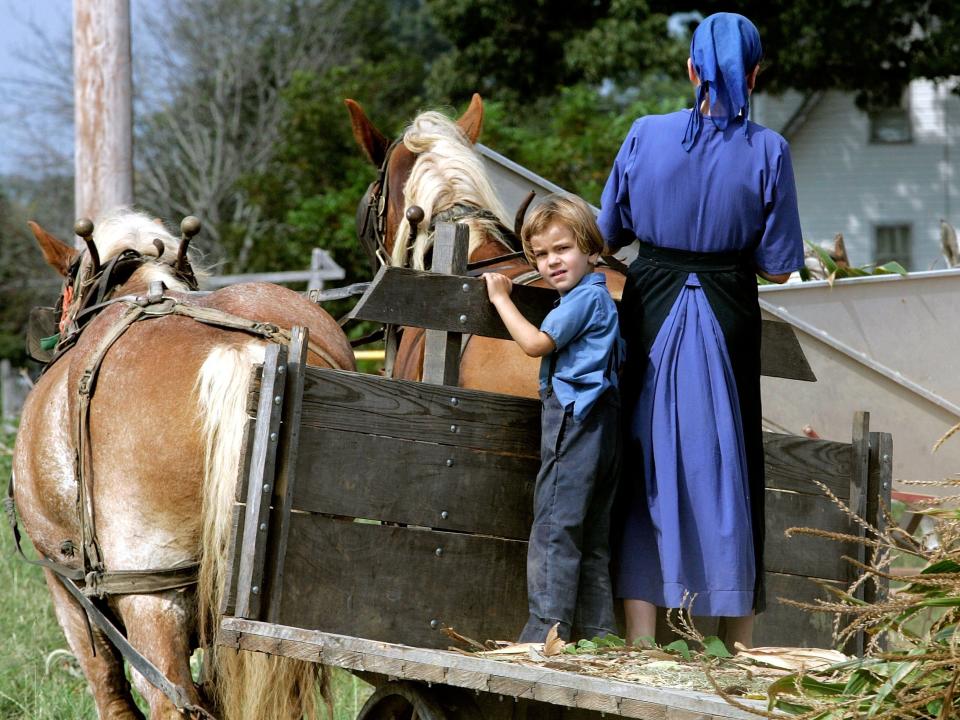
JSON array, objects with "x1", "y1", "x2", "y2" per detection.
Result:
[{"x1": 357, "y1": 138, "x2": 404, "y2": 273}]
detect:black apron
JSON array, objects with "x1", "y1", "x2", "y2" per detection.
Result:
[{"x1": 619, "y1": 241, "x2": 766, "y2": 612}]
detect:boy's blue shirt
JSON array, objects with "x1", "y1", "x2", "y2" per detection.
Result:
[{"x1": 538, "y1": 272, "x2": 623, "y2": 421}]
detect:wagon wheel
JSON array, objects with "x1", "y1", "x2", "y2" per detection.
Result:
[{"x1": 356, "y1": 681, "x2": 450, "y2": 720}]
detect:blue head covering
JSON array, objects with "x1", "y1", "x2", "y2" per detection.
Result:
[{"x1": 682, "y1": 12, "x2": 763, "y2": 151}]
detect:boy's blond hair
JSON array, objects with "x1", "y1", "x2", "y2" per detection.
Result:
[{"x1": 520, "y1": 194, "x2": 607, "y2": 265}]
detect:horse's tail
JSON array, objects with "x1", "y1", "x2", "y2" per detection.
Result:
[{"x1": 196, "y1": 342, "x2": 319, "y2": 720}]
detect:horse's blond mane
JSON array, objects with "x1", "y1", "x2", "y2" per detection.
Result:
[
  {"x1": 92, "y1": 210, "x2": 177, "y2": 264},
  {"x1": 393, "y1": 111, "x2": 511, "y2": 269}
]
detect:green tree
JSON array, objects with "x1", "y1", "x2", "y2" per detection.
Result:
[
  {"x1": 648, "y1": 0, "x2": 960, "y2": 109},
  {"x1": 238, "y1": 0, "x2": 443, "y2": 332},
  {"x1": 482, "y1": 78, "x2": 689, "y2": 205},
  {"x1": 425, "y1": 0, "x2": 684, "y2": 104},
  {"x1": 135, "y1": 0, "x2": 363, "y2": 271},
  {"x1": 0, "y1": 181, "x2": 65, "y2": 364}
]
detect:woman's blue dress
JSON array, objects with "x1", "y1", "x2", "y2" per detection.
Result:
[{"x1": 598, "y1": 109, "x2": 804, "y2": 617}]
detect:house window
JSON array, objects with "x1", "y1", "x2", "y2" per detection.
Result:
[
  {"x1": 874, "y1": 224, "x2": 912, "y2": 269},
  {"x1": 869, "y1": 97, "x2": 912, "y2": 144}
]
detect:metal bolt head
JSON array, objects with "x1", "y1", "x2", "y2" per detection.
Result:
[
  {"x1": 441, "y1": 511, "x2": 449, "y2": 520},
  {"x1": 461, "y1": 283, "x2": 470, "y2": 292},
  {"x1": 278, "y1": 365, "x2": 285, "y2": 375},
  {"x1": 274, "y1": 395, "x2": 282, "y2": 405},
  {"x1": 270, "y1": 432, "x2": 278, "y2": 442},
  {"x1": 450, "y1": 397, "x2": 459, "y2": 406},
  {"x1": 435, "y1": 547, "x2": 443, "y2": 557},
  {"x1": 429, "y1": 619, "x2": 439, "y2": 629},
  {"x1": 449, "y1": 424, "x2": 458, "y2": 433},
  {"x1": 251, "y1": 585, "x2": 260, "y2": 595},
  {"x1": 458, "y1": 314, "x2": 467, "y2": 324},
  {"x1": 259, "y1": 523, "x2": 267, "y2": 531},
  {"x1": 445, "y1": 458, "x2": 454, "y2": 467},
  {"x1": 262, "y1": 483, "x2": 270, "y2": 493}
]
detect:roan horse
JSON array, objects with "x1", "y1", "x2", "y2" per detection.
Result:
[
  {"x1": 345, "y1": 94, "x2": 625, "y2": 396},
  {"x1": 11, "y1": 211, "x2": 354, "y2": 719}
]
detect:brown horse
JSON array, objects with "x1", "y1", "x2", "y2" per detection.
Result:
[
  {"x1": 345, "y1": 94, "x2": 624, "y2": 397},
  {"x1": 12, "y1": 210, "x2": 354, "y2": 719}
]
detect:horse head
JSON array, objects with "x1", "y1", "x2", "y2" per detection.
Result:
[
  {"x1": 28, "y1": 213, "x2": 202, "y2": 337},
  {"x1": 345, "y1": 94, "x2": 514, "y2": 271}
]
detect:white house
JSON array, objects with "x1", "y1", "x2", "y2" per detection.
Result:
[{"x1": 752, "y1": 81, "x2": 960, "y2": 271}]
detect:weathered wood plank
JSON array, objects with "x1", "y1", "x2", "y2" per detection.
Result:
[
  {"x1": 290, "y1": 427, "x2": 852, "y2": 561},
  {"x1": 847, "y1": 413, "x2": 870, "y2": 657},
  {"x1": 423, "y1": 223, "x2": 470, "y2": 386},
  {"x1": 292, "y1": 427, "x2": 537, "y2": 540},
  {"x1": 762, "y1": 433, "x2": 852, "y2": 500},
  {"x1": 764, "y1": 489, "x2": 858, "y2": 581},
  {"x1": 220, "y1": 503, "x2": 245, "y2": 616},
  {"x1": 275, "y1": 517, "x2": 528, "y2": 649},
  {"x1": 232, "y1": 414, "x2": 256, "y2": 503},
  {"x1": 219, "y1": 618, "x2": 761, "y2": 719},
  {"x1": 758, "y1": 571, "x2": 847, "y2": 649},
  {"x1": 348, "y1": 267, "x2": 813, "y2": 381},
  {"x1": 264, "y1": 327, "x2": 309, "y2": 624},
  {"x1": 865, "y1": 431, "x2": 893, "y2": 611},
  {"x1": 267, "y1": 494, "x2": 851, "y2": 652},
  {"x1": 760, "y1": 319, "x2": 816, "y2": 381},
  {"x1": 235, "y1": 343, "x2": 287, "y2": 619},
  {"x1": 298, "y1": 367, "x2": 541, "y2": 457}
]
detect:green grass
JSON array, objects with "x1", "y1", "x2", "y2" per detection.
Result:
[
  {"x1": 0, "y1": 425, "x2": 372, "y2": 719},
  {"x1": 0, "y1": 425, "x2": 97, "y2": 719},
  {"x1": 320, "y1": 669, "x2": 373, "y2": 720}
]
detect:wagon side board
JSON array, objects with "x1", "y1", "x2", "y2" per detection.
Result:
[
  {"x1": 222, "y1": 224, "x2": 891, "y2": 650},
  {"x1": 348, "y1": 266, "x2": 816, "y2": 382},
  {"x1": 222, "y1": 363, "x2": 892, "y2": 652}
]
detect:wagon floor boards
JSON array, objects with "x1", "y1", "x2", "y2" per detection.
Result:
[{"x1": 220, "y1": 618, "x2": 762, "y2": 720}]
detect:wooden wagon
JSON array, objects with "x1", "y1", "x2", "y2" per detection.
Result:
[{"x1": 218, "y1": 224, "x2": 892, "y2": 719}]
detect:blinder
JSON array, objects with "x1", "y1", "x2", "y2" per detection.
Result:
[
  {"x1": 28, "y1": 242, "x2": 202, "y2": 369},
  {"x1": 357, "y1": 138, "x2": 404, "y2": 273}
]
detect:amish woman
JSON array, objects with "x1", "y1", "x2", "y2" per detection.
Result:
[{"x1": 597, "y1": 12, "x2": 804, "y2": 649}]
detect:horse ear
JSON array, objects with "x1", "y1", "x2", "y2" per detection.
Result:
[
  {"x1": 344, "y1": 98, "x2": 390, "y2": 167},
  {"x1": 28, "y1": 221, "x2": 78, "y2": 278},
  {"x1": 457, "y1": 93, "x2": 484, "y2": 144}
]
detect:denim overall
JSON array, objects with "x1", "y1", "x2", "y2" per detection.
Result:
[{"x1": 518, "y1": 370, "x2": 622, "y2": 642}]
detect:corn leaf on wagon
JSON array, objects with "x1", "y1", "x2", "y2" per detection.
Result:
[{"x1": 217, "y1": 224, "x2": 892, "y2": 720}]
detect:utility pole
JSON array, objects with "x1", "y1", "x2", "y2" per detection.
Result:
[{"x1": 73, "y1": 0, "x2": 134, "y2": 241}]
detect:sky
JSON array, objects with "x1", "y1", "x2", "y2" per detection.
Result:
[
  {"x1": 0, "y1": 0, "x2": 159, "y2": 177},
  {"x1": 0, "y1": 0, "x2": 72, "y2": 174}
]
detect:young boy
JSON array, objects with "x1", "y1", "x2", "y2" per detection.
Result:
[{"x1": 483, "y1": 194, "x2": 623, "y2": 643}]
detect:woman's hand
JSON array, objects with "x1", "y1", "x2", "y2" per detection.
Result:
[
  {"x1": 483, "y1": 272, "x2": 514, "y2": 303},
  {"x1": 757, "y1": 269, "x2": 792, "y2": 284}
]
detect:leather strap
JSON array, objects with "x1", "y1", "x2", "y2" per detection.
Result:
[
  {"x1": 54, "y1": 573, "x2": 216, "y2": 719},
  {"x1": 4, "y1": 475, "x2": 85, "y2": 581}
]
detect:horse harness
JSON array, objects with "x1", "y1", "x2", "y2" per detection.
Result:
[
  {"x1": 6, "y1": 251, "x2": 343, "y2": 719},
  {"x1": 357, "y1": 138, "x2": 521, "y2": 273}
]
